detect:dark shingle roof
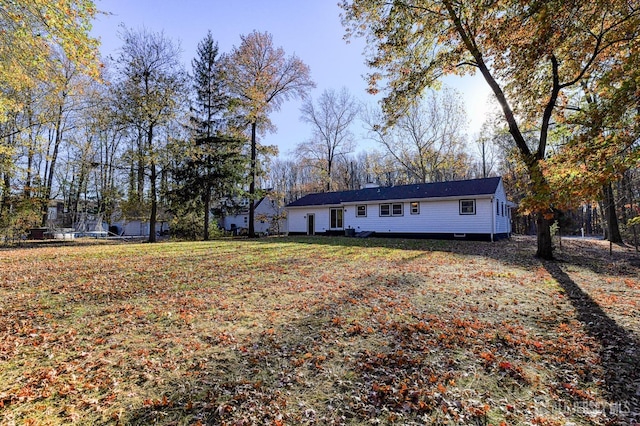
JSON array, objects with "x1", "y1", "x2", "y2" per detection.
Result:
[{"x1": 286, "y1": 177, "x2": 501, "y2": 207}]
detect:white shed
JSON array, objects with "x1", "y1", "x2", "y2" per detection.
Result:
[{"x1": 285, "y1": 177, "x2": 512, "y2": 241}]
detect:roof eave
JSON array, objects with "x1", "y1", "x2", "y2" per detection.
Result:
[
  {"x1": 343, "y1": 194, "x2": 495, "y2": 204},
  {"x1": 287, "y1": 193, "x2": 495, "y2": 208}
]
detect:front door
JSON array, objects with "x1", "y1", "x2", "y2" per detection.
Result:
[{"x1": 307, "y1": 214, "x2": 315, "y2": 235}]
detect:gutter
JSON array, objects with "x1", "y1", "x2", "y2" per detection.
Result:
[
  {"x1": 288, "y1": 194, "x2": 496, "y2": 209},
  {"x1": 491, "y1": 196, "x2": 495, "y2": 242}
]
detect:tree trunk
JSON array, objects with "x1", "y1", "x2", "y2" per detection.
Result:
[
  {"x1": 42, "y1": 101, "x2": 65, "y2": 226},
  {"x1": 585, "y1": 204, "x2": 593, "y2": 235},
  {"x1": 148, "y1": 160, "x2": 157, "y2": 243},
  {"x1": 147, "y1": 125, "x2": 157, "y2": 243},
  {"x1": 137, "y1": 132, "x2": 145, "y2": 202},
  {"x1": 128, "y1": 155, "x2": 137, "y2": 200},
  {"x1": 1, "y1": 129, "x2": 14, "y2": 220},
  {"x1": 24, "y1": 111, "x2": 35, "y2": 198},
  {"x1": 536, "y1": 213, "x2": 554, "y2": 259},
  {"x1": 248, "y1": 121, "x2": 257, "y2": 238},
  {"x1": 25, "y1": 146, "x2": 33, "y2": 197},
  {"x1": 602, "y1": 182, "x2": 623, "y2": 243},
  {"x1": 203, "y1": 186, "x2": 210, "y2": 241},
  {"x1": 447, "y1": 7, "x2": 557, "y2": 260},
  {"x1": 481, "y1": 139, "x2": 487, "y2": 178},
  {"x1": 0, "y1": 172, "x2": 10, "y2": 220}
]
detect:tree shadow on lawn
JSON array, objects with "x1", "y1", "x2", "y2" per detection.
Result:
[
  {"x1": 122, "y1": 237, "x2": 640, "y2": 425},
  {"x1": 272, "y1": 235, "x2": 640, "y2": 416},
  {"x1": 268, "y1": 235, "x2": 639, "y2": 278},
  {"x1": 121, "y1": 266, "x2": 432, "y2": 425},
  {"x1": 543, "y1": 261, "x2": 640, "y2": 422},
  {"x1": 125, "y1": 255, "x2": 522, "y2": 424}
]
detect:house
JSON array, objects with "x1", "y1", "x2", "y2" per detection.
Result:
[
  {"x1": 285, "y1": 176, "x2": 512, "y2": 241},
  {"x1": 222, "y1": 193, "x2": 286, "y2": 235}
]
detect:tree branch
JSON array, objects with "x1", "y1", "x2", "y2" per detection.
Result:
[
  {"x1": 442, "y1": 1, "x2": 534, "y2": 165},
  {"x1": 538, "y1": 55, "x2": 560, "y2": 160}
]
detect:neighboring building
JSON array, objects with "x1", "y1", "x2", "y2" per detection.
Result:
[
  {"x1": 46, "y1": 200, "x2": 67, "y2": 225},
  {"x1": 222, "y1": 193, "x2": 286, "y2": 235},
  {"x1": 37, "y1": 199, "x2": 169, "y2": 238},
  {"x1": 285, "y1": 176, "x2": 512, "y2": 241},
  {"x1": 109, "y1": 220, "x2": 170, "y2": 237},
  {"x1": 109, "y1": 220, "x2": 149, "y2": 237},
  {"x1": 110, "y1": 205, "x2": 171, "y2": 237}
]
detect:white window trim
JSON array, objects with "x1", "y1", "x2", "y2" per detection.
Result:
[
  {"x1": 330, "y1": 208, "x2": 344, "y2": 229},
  {"x1": 410, "y1": 202, "x2": 420, "y2": 215},
  {"x1": 356, "y1": 204, "x2": 367, "y2": 217},
  {"x1": 380, "y1": 203, "x2": 403, "y2": 217},
  {"x1": 460, "y1": 199, "x2": 476, "y2": 215}
]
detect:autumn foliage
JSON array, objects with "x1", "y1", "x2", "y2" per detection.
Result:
[
  {"x1": 0, "y1": 0, "x2": 99, "y2": 118},
  {"x1": 0, "y1": 236, "x2": 638, "y2": 424},
  {"x1": 340, "y1": 0, "x2": 640, "y2": 259}
]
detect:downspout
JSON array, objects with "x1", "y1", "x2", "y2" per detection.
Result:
[{"x1": 491, "y1": 196, "x2": 495, "y2": 242}]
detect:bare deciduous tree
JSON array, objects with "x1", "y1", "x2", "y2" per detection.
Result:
[
  {"x1": 296, "y1": 87, "x2": 360, "y2": 191},
  {"x1": 114, "y1": 26, "x2": 186, "y2": 242},
  {"x1": 364, "y1": 87, "x2": 468, "y2": 183}
]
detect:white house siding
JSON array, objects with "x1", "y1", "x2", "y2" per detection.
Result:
[
  {"x1": 116, "y1": 220, "x2": 150, "y2": 236},
  {"x1": 225, "y1": 196, "x2": 286, "y2": 234},
  {"x1": 287, "y1": 206, "x2": 334, "y2": 234},
  {"x1": 343, "y1": 198, "x2": 494, "y2": 235},
  {"x1": 492, "y1": 180, "x2": 512, "y2": 236},
  {"x1": 223, "y1": 214, "x2": 249, "y2": 231},
  {"x1": 288, "y1": 198, "x2": 498, "y2": 236},
  {"x1": 223, "y1": 213, "x2": 275, "y2": 234},
  {"x1": 285, "y1": 177, "x2": 512, "y2": 240},
  {"x1": 286, "y1": 208, "x2": 306, "y2": 234},
  {"x1": 255, "y1": 197, "x2": 286, "y2": 234}
]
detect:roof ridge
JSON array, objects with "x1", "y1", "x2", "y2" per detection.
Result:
[{"x1": 286, "y1": 176, "x2": 502, "y2": 208}]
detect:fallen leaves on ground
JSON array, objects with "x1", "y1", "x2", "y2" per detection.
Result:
[{"x1": 0, "y1": 236, "x2": 638, "y2": 425}]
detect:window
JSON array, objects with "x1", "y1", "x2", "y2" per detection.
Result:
[
  {"x1": 410, "y1": 202, "x2": 420, "y2": 215},
  {"x1": 501, "y1": 202, "x2": 505, "y2": 216},
  {"x1": 460, "y1": 199, "x2": 476, "y2": 215},
  {"x1": 356, "y1": 205, "x2": 367, "y2": 217},
  {"x1": 380, "y1": 203, "x2": 403, "y2": 216},
  {"x1": 497, "y1": 201, "x2": 500, "y2": 216},
  {"x1": 330, "y1": 208, "x2": 343, "y2": 228}
]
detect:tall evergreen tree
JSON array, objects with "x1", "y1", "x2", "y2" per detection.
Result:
[
  {"x1": 191, "y1": 31, "x2": 226, "y2": 139},
  {"x1": 174, "y1": 31, "x2": 246, "y2": 240}
]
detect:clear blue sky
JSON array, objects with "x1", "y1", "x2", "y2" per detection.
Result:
[{"x1": 91, "y1": 0, "x2": 492, "y2": 158}]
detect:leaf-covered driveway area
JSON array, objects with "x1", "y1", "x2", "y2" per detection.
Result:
[{"x1": 1, "y1": 237, "x2": 638, "y2": 425}]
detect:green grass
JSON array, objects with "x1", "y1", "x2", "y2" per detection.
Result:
[{"x1": 0, "y1": 236, "x2": 638, "y2": 425}]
